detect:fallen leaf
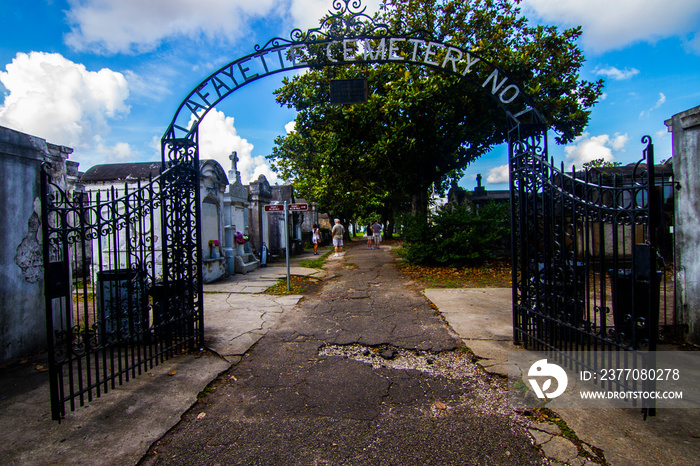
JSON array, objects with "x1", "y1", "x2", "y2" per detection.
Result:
[
  {"x1": 168, "y1": 370, "x2": 178, "y2": 376},
  {"x1": 196, "y1": 412, "x2": 206, "y2": 420},
  {"x1": 308, "y1": 358, "x2": 318, "y2": 362},
  {"x1": 35, "y1": 365, "x2": 48, "y2": 372},
  {"x1": 229, "y1": 375, "x2": 237, "y2": 381},
  {"x1": 434, "y1": 401, "x2": 446, "y2": 410}
]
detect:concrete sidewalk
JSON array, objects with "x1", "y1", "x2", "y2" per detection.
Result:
[
  {"x1": 425, "y1": 287, "x2": 700, "y2": 466},
  {"x1": 0, "y1": 251, "x2": 333, "y2": 466},
  {"x1": 201, "y1": 255, "x2": 334, "y2": 364}
]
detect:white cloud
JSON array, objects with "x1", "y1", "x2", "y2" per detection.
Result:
[
  {"x1": 288, "y1": 0, "x2": 383, "y2": 33},
  {"x1": 197, "y1": 108, "x2": 278, "y2": 184},
  {"x1": 0, "y1": 51, "x2": 130, "y2": 151},
  {"x1": 65, "y1": 0, "x2": 277, "y2": 54},
  {"x1": 594, "y1": 66, "x2": 640, "y2": 81},
  {"x1": 123, "y1": 69, "x2": 172, "y2": 102},
  {"x1": 685, "y1": 31, "x2": 700, "y2": 54},
  {"x1": 563, "y1": 132, "x2": 629, "y2": 168},
  {"x1": 63, "y1": 0, "x2": 385, "y2": 55},
  {"x1": 653, "y1": 93, "x2": 666, "y2": 109},
  {"x1": 655, "y1": 128, "x2": 669, "y2": 140},
  {"x1": 285, "y1": 120, "x2": 296, "y2": 133},
  {"x1": 640, "y1": 93, "x2": 666, "y2": 118},
  {"x1": 95, "y1": 138, "x2": 134, "y2": 160},
  {"x1": 520, "y1": 0, "x2": 700, "y2": 53},
  {"x1": 610, "y1": 133, "x2": 629, "y2": 151},
  {"x1": 486, "y1": 165, "x2": 510, "y2": 184},
  {"x1": 74, "y1": 137, "x2": 138, "y2": 167}
]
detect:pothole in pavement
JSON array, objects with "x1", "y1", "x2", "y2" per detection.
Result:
[
  {"x1": 318, "y1": 343, "x2": 596, "y2": 464},
  {"x1": 319, "y1": 343, "x2": 481, "y2": 380}
]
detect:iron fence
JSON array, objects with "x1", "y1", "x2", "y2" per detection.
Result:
[
  {"x1": 510, "y1": 134, "x2": 676, "y2": 417},
  {"x1": 41, "y1": 142, "x2": 203, "y2": 421}
]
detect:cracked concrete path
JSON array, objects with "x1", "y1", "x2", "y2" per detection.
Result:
[
  {"x1": 140, "y1": 245, "x2": 546, "y2": 465},
  {"x1": 203, "y1": 293, "x2": 303, "y2": 364},
  {"x1": 424, "y1": 288, "x2": 519, "y2": 377},
  {"x1": 202, "y1": 261, "x2": 332, "y2": 363}
]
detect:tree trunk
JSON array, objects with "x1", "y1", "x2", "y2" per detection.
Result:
[
  {"x1": 411, "y1": 189, "x2": 428, "y2": 215},
  {"x1": 342, "y1": 219, "x2": 351, "y2": 242},
  {"x1": 385, "y1": 211, "x2": 395, "y2": 240},
  {"x1": 385, "y1": 220, "x2": 394, "y2": 240}
]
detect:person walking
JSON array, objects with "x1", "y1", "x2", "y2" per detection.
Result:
[
  {"x1": 366, "y1": 222, "x2": 374, "y2": 249},
  {"x1": 331, "y1": 219, "x2": 345, "y2": 257},
  {"x1": 372, "y1": 219, "x2": 382, "y2": 249},
  {"x1": 311, "y1": 223, "x2": 321, "y2": 255}
]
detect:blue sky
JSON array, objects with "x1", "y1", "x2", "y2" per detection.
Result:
[{"x1": 1, "y1": 0, "x2": 699, "y2": 191}]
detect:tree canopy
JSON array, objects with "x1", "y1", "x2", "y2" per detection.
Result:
[{"x1": 268, "y1": 0, "x2": 604, "y2": 224}]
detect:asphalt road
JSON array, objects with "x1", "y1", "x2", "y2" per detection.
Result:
[{"x1": 139, "y1": 245, "x2": 545, "y2": 465}]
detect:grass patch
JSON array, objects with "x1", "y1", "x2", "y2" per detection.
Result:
[
  {"x1": 298, "y1": 249, "x2": 332, "y2": 268},
  {"x1": 264, "y1": 275, "x2": 317, "y2": 295},
  {"x1": 397, "y1": 260, "x2": 512, "y2": 288},
  {"x1": 530, "y1": 408, "x2": 608, "y2": 465}
]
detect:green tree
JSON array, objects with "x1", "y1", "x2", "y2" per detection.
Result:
[
  {"x1": 270, "y1": 125, "x2": 391, "y2": 228},
  {"x1": 582, "y1": 158, "x2": 623, "y2": 169},
  {"x1": 269, "y1": 0, "x2": 604, "y2": 223},
  {"x1": 398, "y1": 202, "x2": 511, "y2": 266}
]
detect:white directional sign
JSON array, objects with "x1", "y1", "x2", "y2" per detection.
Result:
[
  {"x1": 288, "y1": 203, "x2": 308, "y2": 211},
  {"x1": 264, "y1": 203, "x2": 308, "y2": 212}
]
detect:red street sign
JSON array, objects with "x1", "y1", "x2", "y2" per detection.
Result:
[
  {"x1": 264, "y1": 204, "x2": 284, "y2": 212},
  {"x1": 288, "y1": 203, "x2": 308, "y2": 211}
]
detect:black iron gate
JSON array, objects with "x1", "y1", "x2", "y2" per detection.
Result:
[
  {"x1": 40, "y1": 133, "x2": 203, "y2": 420},
  {"x1": 510, "y1": 130, "x2": 676, "y2": 415}
]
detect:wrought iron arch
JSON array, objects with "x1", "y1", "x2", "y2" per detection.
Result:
[
  {"x1": 159, "y1": 0, "x2": 555, "y2": 369},
  {"x1": 162, "y1": 0, "x2": 546, "y2": 146},
  {"x1": 158, "y1": 1, "x2": 552, "y2": 387}
]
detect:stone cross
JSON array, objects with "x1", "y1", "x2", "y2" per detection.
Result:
[
  {"x1": 229, "y1": 151, "x2": 241, "y2": 184},
  {"x1": 476, "y1": 173, "x2": 482, "y2": 188}
]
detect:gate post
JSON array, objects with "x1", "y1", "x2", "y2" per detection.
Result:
[
  {"x1": 40, "y1": 168, "x2": 64, "y2": 421},
  {"x1": 160, "y1": 133, "x2": 204, "y2": 349},
  {"x1": 643, "y1": 136, "x2": 659, "y2": 353}
]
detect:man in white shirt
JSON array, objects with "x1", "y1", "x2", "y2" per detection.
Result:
[{"x1": 331, "y1": 219, "x2": 345, "y2": 257}]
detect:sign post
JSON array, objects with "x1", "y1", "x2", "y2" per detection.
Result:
[
  {"x1": 284, "y1": 201, "x2": 290, "y2": 291},
  {"x1": 263, "y1": 202, "x2": 308, "y2": 292}
]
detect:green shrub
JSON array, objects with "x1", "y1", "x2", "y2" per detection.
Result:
[{"x1": 398, "y1": 202, "x2": 510, "y2": 266}]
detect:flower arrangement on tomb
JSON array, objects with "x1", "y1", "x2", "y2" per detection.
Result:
[
  {"x1": 208, "y1": 239, "x2": 221, "y2": 259},
  {"x1": 234, "y1": 232, "x2": 247, "y2": 244}
]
